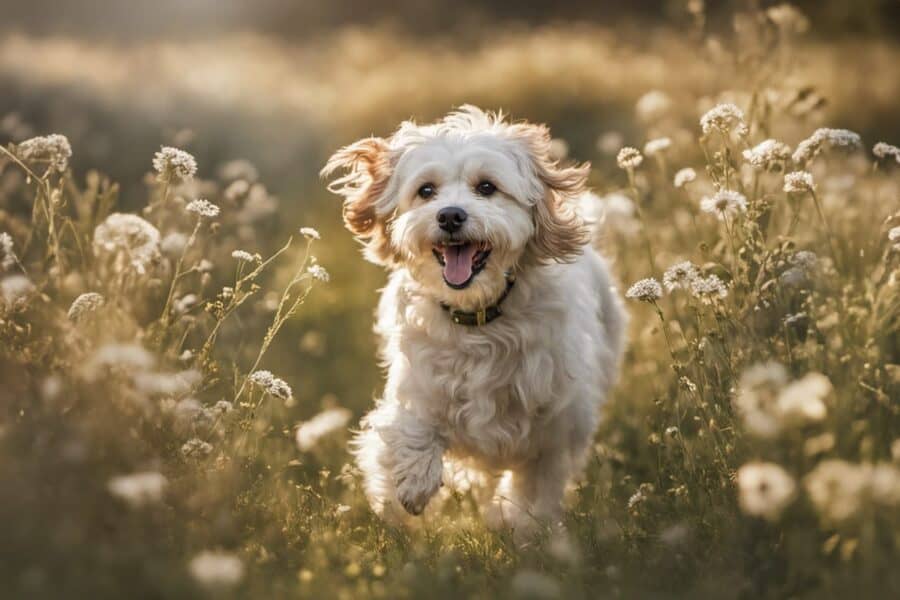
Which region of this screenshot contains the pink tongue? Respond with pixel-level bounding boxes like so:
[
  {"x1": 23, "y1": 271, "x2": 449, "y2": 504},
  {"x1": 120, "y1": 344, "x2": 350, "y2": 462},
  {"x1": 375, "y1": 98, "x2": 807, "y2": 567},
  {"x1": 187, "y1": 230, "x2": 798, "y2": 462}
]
[{"x1": 442, "y1": 244, "x2": 478, "y2": 286}]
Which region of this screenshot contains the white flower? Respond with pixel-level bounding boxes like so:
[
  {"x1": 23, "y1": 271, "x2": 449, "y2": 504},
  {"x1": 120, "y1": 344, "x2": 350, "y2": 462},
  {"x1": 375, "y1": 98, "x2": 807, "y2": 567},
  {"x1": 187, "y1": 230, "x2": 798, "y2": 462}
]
[
  {"x1": 152, "y1": 146, "x2": 197, "y2": 181},
  {"x1": 84, "y1": 343, "x2": 156, "y2": 380},
  {"x1": 307, "y1": 263, "x2": 330, "y2": 283},
  {"x1": 663, "y1": 261, "x2": 699, "y2": 292},
  {"x1": 93, "y1": 213, "x2": 161, "y2": 275},
  {"x1": 231, "y1": 249, "x2": 260, "y2": 262},
  {"x1": 189, "y1": 551, "x2": 245, "y2": 588},
  {"x1": 673, "y1": 168, "x2": 697, "y2": 188},
  {"x1": 299, "y1": 227, "x2": 321, "y2": 240},
  {"x1": 1, "y1": 232, "x2": 18, "y2": 271},
  {"x1": 218, "y1": 158, "x2": 258, "y2": 183},
  {"x1": 134, "y1": 369, "x2": 202, "y2": 396},
  {"x1": 596, "y1": 131, "x2": 625, "y2": 155},
  {"x1": 733, "y1": 362, "x2": 789, "y2": 438},
  {"x1": 690, "y1": 274, "x2": 728, "y2": 305},
  {"x1": 295, "y1": 407, "x2": 353, "y2": 451},
  {"x1": 160, "y1": 232, "x2": 189, "y2": 256},
  {"x1": 1, "y1": 274, "x2": 35, "y2": 308},
  {"x1": 792, "y1": 128, "x2": 862, "y2": 164},
  {"x1": 742, "y1": 139, "x2": 792, "y2": 170},
  {"x1": 181, "y1": 438, "x2": 213, "y2": 458},
  {"x1": 635, "y1": 90, "x2": 672, "y2": 122},
  {"x1": 737, "y1": 462, "x2": 796, "y2": 521},
  {"x1": 783, "y1": 171, "x2": 815, "y2": 194},
  {"x1": 18, "y1": 133, "x2": 72, "y2": 172},
  {"x1": 889, "y1": 226, "x2": 900, "y2": 251},
  {"x1": 870, "y1": 463, "x2": 900, "y2": 507},
  {"x1": 700, "y1": 190, "x2": 747, "y2": 220},
  {"x1": 643, "y1": 137, "x2": 672, "y2": 156},
  {"x1": 776, "y1": 372, "x2": 831, "y2": 424},
  {"x1": 700, "y1": 103, "x2": 747, "y2": 136},
  {"x1": 248, "y1": 370, "x2": 292, "y2": 401},
  {"x1": 873, "y1": 142, "x2": 900, "y2": 163},
  {"x1": 616, "y1": 146, "x2": 643, "y2": 170},
  {"x1": 804, "y1": 460, "x2": 870, "y2": 523},
  {"x1": 67, "y1": 292, "x2": 105, "y2": 323},
  {"x1": 185, "y1": 198, "x2": 220, "y2": 218},
  {"x1": 107, "y1": 472, "x2": 167, "y2": 507},
  {"x1": 625, "y1": 278, "x2": 663, "y2": 302}
]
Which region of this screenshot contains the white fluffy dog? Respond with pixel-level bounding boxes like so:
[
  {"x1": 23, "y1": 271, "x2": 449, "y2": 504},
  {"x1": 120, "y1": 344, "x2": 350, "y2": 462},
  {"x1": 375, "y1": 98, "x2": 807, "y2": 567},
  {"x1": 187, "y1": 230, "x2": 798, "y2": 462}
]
[{"x1": 322, "y1": 106, "x2": 626, "y2": 535}]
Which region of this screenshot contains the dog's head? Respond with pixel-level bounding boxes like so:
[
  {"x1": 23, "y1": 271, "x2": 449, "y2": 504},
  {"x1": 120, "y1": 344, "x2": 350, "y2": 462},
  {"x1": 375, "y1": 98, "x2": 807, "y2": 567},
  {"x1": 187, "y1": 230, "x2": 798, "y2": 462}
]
[{"x1": 321, "y1": 106, "x2": 589, "y2": 309}]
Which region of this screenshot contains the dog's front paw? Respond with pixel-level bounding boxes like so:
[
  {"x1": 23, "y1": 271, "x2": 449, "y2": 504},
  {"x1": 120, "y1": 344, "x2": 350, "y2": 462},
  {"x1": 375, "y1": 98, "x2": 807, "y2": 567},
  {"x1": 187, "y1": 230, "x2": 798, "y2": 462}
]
[{"x1": 394, "y1": 451, "x2": 443, "y2": 516}]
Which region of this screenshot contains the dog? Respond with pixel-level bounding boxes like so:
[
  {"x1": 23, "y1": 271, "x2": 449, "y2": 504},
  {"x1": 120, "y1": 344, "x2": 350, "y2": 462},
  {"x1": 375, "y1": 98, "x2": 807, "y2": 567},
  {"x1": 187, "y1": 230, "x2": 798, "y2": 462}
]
[{"x1": 322, "y1": 106, "x2": 626, "y2": 535}]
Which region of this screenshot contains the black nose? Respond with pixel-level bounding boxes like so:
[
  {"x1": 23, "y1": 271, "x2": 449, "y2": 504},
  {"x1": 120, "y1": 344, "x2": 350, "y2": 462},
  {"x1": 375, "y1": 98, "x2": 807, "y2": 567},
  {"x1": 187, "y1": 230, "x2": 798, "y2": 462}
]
[{"x1": 437, "y1": 206, "x2": 468, "y2": 233}]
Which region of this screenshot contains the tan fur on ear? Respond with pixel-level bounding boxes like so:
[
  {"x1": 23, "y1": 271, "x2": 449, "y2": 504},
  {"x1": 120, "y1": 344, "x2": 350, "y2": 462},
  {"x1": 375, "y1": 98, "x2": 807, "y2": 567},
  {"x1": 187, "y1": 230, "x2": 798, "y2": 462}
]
[
  {"x1": 508, "y1": 123, "x2": 591, "y2": 264},
  {"x1": 321, "y1": 138, "x2": 397, "y2": 265}
]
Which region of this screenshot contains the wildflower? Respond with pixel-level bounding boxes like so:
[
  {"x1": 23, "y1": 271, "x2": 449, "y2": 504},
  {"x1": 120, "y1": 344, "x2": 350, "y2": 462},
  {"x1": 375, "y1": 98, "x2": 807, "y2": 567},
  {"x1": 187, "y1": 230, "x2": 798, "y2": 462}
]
[
  {"x1": 107, "y1": 472, "x2": 167, "y2": 507},
  {"x1": 231, "y1": 249, "x2": 260, "y2": 262},
  {"x1": 873, "y1": 142, "x2": 900, "y2": 163},
  {"x1": 67, "y1": 292, "x2": 104, "y2": 323},
  {"x1": 181, "y1": 438, "x2": 213, "y2": 458},
  {"x1": 212, "y1": 400, "x2": 234, "y2": 414},
  {"x1": 1, "y1": 274, "x2": 34, "y2": 308},
  {"x1": 296, "y1": 407, "x2": 352, "y2": 451},
  {"x1": 307, "y1": 263, "x2": 330, "y2": 283},
  {"x1": 134, "y1": 369, "x2": 202, "y2": 396},
  {"x1": 690, "y1": 274, "x2": 728, "y2": 305},
  {"x1": 889, "y1": 226, "x2": 900, "y2": 251},
  {"x1": 673, "y1": 167, "x2": 696, "y2": 188},
  {"x1": 625, "y1": 278, "x2": 663, "y2": 302},
  {"x1": 189, "y1": 551, "x2": 245, "y2": 588},
  {"x1": 742, "y1": 139, "x2": 792, "y2": 170},
  {"x1": 700, "y1": 190, "x2": 747, "y2": 220},
  {"x1": 643, "y1": 137, "x2": 672, "y2": 156},
  {"x1": 152, "y1": 146, "x2": 197, "y2": 182},
  {"x1": 93, "y1": 213, "x2": 161, "y2": 275},
  {"x1": 804, "y1": 460, "x2": 870, "y2": 523},
  {"x1": 18, "y1": 133, "x2": 72, "y2": 172},
  {"x1": 783, "y1": 171, "x2": 815, "y2": 194},
  {"x1": 635, "y1": 90, "x2": 672, "y2": 122},
  {"x1": 224, "y1": 179, "x2": 250, "y2": 200},
  {"x1": 218, "y1": 158, "x2": 258, "y2": 183},
  {"x1": 0, "y1": 232, "x2": 18, "y2": 271},
  {"x1": 733, "y1": 362, "x2": 788, "y2": 437},
  {"x1": 581, "y1": 192, "x2": 639, "y2": 237},
  {"x1": 616, "y1": 147, "x2": 643, "y2": 170},
  {"x1": 679, "y1": 376, "x2": 698, "y2": 393},
  {"x1": 299, "y1": 227, "x2": 321, "y2": 240},
  {"x1": 596, "y1": 131, "x2": 625, "y2": 155},
  {"x1": 700, "y1": 103, "x2": 747, "y2": 136},
  {"x1": 185, "y1": 198, "x2": 220, "y2": 219},
  {"x1": 870, "y1": 463, "x2": 900, "y2": 506},
  {"x1": 160, "y1": 231, "x2": 188, "y2": 256},
  {"x1": 627, "y1": 482, "x2": 655, "y2": 509},
  {"x1": 776, "y1": 372, "x2": 831, "y2": 424},
  {"x1": 663, "y1": 261, "x2": 699, "y2": 292},
  {"x1": 736, "y1": 462, "x2": 796, "y2": 521},
  {"x1": 792, "y1": 128, "x2": 862, "y2": 164},
  {"x1": 248, "y1": 370, "x2": 293, "y2": 401},
  {"x1": 84, "y1": 343, "x2": 156, "y2": 380}
]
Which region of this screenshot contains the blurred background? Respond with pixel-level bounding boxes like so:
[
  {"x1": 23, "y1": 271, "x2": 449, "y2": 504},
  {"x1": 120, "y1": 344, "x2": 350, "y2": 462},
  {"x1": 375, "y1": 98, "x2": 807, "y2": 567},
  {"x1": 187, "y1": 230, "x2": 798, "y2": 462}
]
[{"x1": 1, "y1": 0, "x2": 899, "y2": 438}]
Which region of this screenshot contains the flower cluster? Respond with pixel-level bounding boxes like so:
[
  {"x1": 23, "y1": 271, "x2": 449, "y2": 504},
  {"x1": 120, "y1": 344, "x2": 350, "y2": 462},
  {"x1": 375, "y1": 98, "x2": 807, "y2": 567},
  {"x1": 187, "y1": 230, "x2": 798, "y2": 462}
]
[
  {"x1": 67, "y1": 292, "x2": 105, "y2": 323},
  {"x1": 185, "y1": 198, "x2": 220, "y2": 218},
  {"x1": 700, "y1": 103, "x2": 747, "y2": 136},
  {"x1": 152, "y1": 146, "x2": 197, "y2": 182},
  {"x1": 248, "y1": 370, "x2": 293, "y2": 401},
  {"x1": 625, "y1": 278, "x2": 663, "y2": 302},
  {"x1": 792, "y1": 127, "x2": 862, "y2": 164},
  {"x1": 18, "y1": 133, "x2": 72, "y2": 172},
  {"x1": 783, "y1": 170, "x2": 815, "y2": 193},
  {"x1": 742, "y1": 139, "x2": 792, "y2": 170},
  {"x1": 92, "y1": 213, "x2": 161, "y2": 275},
  {"x1": 700, "y1": 190, "x2": 748, "y2": 220},
  {"x1": 616, "y1": 146, "x2": 643, "y2": 170}
]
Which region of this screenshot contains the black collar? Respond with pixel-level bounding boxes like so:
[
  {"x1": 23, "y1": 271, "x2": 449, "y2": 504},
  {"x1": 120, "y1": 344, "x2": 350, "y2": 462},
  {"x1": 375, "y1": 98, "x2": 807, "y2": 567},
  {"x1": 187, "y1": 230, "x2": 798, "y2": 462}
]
[{"x1": 440, "y1": 274, "x2": 515, "y2": 327}]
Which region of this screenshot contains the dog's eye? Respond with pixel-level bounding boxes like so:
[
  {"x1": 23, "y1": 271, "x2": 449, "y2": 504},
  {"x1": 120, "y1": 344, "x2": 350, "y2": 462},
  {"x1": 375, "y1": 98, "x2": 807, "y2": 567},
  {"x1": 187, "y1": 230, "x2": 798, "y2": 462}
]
[
  {"x1": 475, "y1": 181, "x2": 496, "y2": 196},
  {"x1": 417, "y1": 183, "x2": 436, "y2": 200}
]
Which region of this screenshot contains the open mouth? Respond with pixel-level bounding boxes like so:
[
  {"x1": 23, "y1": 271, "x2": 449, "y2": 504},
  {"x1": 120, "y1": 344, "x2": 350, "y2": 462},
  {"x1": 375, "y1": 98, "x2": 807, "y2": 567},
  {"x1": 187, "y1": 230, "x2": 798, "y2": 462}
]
[{"x1": 432, "y1": 241, "x2": 492, "y2": 289}]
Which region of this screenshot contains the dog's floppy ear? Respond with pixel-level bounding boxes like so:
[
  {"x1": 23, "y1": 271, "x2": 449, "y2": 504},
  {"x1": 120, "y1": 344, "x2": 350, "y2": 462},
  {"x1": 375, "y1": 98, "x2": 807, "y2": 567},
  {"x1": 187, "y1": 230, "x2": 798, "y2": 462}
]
[
  {"x1": 321, "y1": 137, "x2": 397, "y2": 265},
  {"x1": 509, "y1": 122, "x2": 591, "y2": 264}
]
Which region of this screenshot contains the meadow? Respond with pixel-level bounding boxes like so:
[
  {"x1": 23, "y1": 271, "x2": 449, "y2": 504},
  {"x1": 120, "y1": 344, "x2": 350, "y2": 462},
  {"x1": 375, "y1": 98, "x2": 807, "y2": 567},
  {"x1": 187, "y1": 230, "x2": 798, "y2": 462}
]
[{"x1": 0, "y1": 3, "x2": 899, "y2": 598}]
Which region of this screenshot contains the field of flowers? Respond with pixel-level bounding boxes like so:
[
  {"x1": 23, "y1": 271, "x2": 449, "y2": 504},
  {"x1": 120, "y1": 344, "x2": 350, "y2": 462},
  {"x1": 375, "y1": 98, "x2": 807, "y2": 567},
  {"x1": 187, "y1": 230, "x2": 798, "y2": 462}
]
[{"x1": 0, "y1": 3, "x2": 898, "y2": 598}]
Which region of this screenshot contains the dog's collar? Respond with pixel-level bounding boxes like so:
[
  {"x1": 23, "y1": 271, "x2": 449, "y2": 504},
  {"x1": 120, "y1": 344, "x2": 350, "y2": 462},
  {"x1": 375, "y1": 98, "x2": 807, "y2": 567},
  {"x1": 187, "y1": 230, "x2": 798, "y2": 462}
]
[{"x1": 440, "y1": 273, "x2": 516, "y2": 327}]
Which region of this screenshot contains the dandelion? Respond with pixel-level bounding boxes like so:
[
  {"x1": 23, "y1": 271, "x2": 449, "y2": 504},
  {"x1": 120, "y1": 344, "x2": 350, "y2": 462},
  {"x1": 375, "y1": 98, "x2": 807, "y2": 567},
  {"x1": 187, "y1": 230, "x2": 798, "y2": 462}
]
[
  {"x1": 643, "y1": 137, "x2": 672, "y2": 156},
  {"x1": 152, "y1": 146, "x2": 197, "y2": 182},
  {"x1": 792, "y1": 128, "x2": 862, "y2": 164},
  {"x1": 776, "y1": 372, "x2": 831, "y2": 424},
  {"x1": 635, "y1": 90, "x2": 672, "y2": 122},
  {"x1": 783, "y1": 171, "x2": 815, "y2": 194},
  {"x1": 231, "y1": 249, "x2": 260, "y2": 262},
  {"x1": 736, "y1": 462, "x2": 796, "y2": 521},
  {"x1": 307, "y1": 263, "x2": 330, "y2": 283},
  {"x1": 299, "y1": 227, "x2": 321, "y2": 240},
  {"x1": 67, "y1": 292, "x2": 104, "y2": 323},
  {"x1": 107, "y1": 472, "x2": 167, "y2": 507},
  {"x1": 700, "y1": 190, "x2": 747, "y2": 220},
  {"x1": 296, "y1": 407, "x2": 352, "y2": 451},
  {"x1": 700, "y1": 103, "x2": 747, "y2": 136},
  {"x1": 804, "y1": 460, "x2": 870, "y2": 523},
  {"x1": 248, "y1": 370, "x2": 293, "y2": 401},
  {"x1": 872, "y1": 142, "x2": 900, "y2": 163},
  {"x1": 616, "y1": 147, "x2": 643, "y2": 170},
  {"x1": 1, "y1": 274, "x2": 35, "y2": 308},
  {"x1": 742, "y1": 139, "x2": 792, "y2": 170},
  {"x1": 93, "y1": 213, "x2": 161, "y2": 275},
  {"x1": 0, "y1": 232, "x2": 18, "y2": 271},
  {"x1": 663, "y1": 261, "x2": 699, "y2": 292},
  {"x1": 181, "y1": 438, "x2": 213, "y2": 458},
  {"x1": 18, "y1": 133, "x2": 72, "y2": 172},
  {"x1": 185, "y1": 198, "x2": 220, "y2": 219},
  {"x1": 690, "y1": 274, "x2": 728, "y2": 305},
  {"x1": 673, "y1": 167, "x2": 696, "y2": 188},
  {"x1": 625, "y1": 278, "x2": 663, "y2": 302},
  {"x1": 189, "y1": 551, "x2": 245, "y2": 588}
]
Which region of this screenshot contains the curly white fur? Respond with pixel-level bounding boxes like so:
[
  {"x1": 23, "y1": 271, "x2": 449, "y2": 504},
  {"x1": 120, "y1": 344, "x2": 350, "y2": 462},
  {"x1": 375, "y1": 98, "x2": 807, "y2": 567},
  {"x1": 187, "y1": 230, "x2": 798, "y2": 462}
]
[{"x1": 323, "y1": 106, "x2": 627, "y2": 536}]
